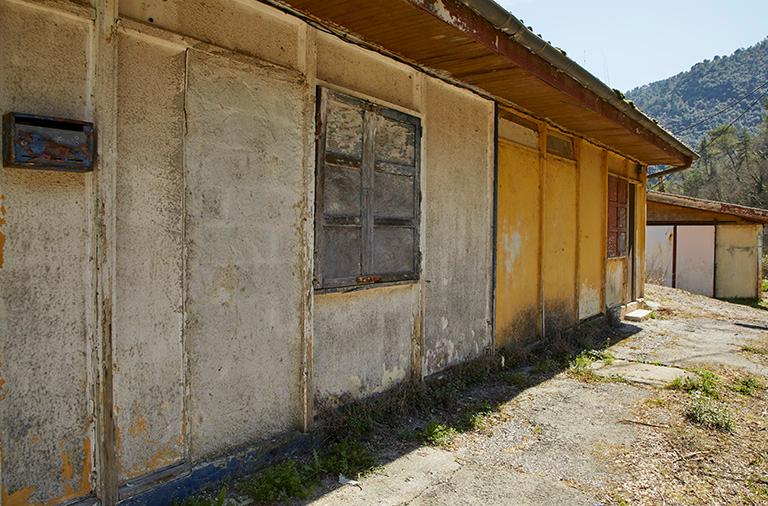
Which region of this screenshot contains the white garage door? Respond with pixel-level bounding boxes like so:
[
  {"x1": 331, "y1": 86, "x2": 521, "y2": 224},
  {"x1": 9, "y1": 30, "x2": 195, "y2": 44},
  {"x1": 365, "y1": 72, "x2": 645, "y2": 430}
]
[
  {"x1": 646, "y1": 225, "x2": 674, "y2": 286},
  {"x1": 676, "y1": 225, "x2": 715, "y2": 296}
]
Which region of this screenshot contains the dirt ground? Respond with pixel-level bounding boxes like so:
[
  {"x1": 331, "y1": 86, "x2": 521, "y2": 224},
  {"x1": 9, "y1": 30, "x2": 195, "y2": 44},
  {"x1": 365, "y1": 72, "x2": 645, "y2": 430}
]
[{"x1": 307, "y1": 285, "x2": 768, "y2": 505}]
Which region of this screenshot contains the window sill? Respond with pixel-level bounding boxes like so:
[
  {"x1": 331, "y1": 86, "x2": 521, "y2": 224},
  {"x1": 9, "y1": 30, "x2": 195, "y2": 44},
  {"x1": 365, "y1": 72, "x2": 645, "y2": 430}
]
[{"x1": 314, "y1": 279, "x2": 419, "y2": 295}]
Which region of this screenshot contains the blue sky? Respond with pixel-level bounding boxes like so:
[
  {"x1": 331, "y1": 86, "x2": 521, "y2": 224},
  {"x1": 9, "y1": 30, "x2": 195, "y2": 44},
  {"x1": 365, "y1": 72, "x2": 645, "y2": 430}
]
[{"x1": 496, "y1": 0, "x2": 768, "y2": 92}]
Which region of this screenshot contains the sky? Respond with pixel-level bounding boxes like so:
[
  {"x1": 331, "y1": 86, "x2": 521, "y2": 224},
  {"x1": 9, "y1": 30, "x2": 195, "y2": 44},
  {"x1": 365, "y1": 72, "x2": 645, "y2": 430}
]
[{"x1": 496, "y1": 0, "x2": 768, "y2": 92}]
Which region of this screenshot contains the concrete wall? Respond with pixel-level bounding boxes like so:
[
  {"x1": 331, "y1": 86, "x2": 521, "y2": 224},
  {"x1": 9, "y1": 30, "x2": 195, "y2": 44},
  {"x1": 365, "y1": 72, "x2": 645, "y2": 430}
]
[
  {"x1": 716, "y1": 224, "x2": 762, "y2": 299},
  {"x1": 495, "y1": 117, "x2": 645, "y2": 345},
  {"x1": 0, "y1": 0, "x2": 649, "y2": 502},
  {"x1": 0, "y1": 2, "x2": 94, "y2": 504},
  {"x1": 421, "y1": 79, "x2": 494, "y2": 375},
  {"x1": 542, "y1": 156, "x2": 578, "y2": 332},
  {"x1": 495, "y1": 140, "x2": 540, "y2": 347}
]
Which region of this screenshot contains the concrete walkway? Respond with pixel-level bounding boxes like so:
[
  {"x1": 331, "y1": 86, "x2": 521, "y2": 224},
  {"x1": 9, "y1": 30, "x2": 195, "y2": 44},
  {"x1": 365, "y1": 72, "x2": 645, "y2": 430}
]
[{"x1": 309, "y1": 285, "x2": 768, "y2": 505}]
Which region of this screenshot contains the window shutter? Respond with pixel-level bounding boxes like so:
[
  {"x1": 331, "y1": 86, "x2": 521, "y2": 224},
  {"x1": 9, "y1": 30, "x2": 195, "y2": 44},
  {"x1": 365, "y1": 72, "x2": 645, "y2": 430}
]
[
  {"x1": 315, "y1": 90, "x2": 366, "y2": 288},
  {"x1": 371, "y1": 108, "x2": 420, "y2": 280},
  {"x1": 315, "y1": 88, "x2": 421, "y2": 290}
]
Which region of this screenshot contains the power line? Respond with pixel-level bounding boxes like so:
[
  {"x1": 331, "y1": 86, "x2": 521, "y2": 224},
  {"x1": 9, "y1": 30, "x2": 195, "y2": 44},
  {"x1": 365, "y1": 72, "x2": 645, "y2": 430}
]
[
  {"x1": 698, "y1": 85, "x2": 768, "y2": 151},
  {"x1": 678, "y1": 77, "x2": 768, "y2": 134}
]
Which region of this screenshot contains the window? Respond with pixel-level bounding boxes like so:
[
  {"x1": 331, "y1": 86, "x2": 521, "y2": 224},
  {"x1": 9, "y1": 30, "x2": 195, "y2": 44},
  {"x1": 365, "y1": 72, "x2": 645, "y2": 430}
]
[
  {"x1": 314, "y1": 88, "x2": 421, "y2": 290},
  {"x1": 546, "y1": 133, "x2": 574, "y2": 160},
  {"x1": 607, "y1": 175, "x2": 628, "y2": 258}
]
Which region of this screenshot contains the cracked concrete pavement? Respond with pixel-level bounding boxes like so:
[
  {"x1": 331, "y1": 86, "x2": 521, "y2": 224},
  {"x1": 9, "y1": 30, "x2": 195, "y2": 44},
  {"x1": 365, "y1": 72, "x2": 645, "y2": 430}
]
[{"x1": 309, "y1": 285, "x2": 768, "y2": 505}]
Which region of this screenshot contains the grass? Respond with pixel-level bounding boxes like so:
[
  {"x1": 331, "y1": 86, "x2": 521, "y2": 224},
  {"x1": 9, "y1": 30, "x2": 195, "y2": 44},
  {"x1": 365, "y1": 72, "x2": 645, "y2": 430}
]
[
  {"x1": 423, "y1": 421, "x2": 459, "y2": 447},
  {"x1": 685, "y1": 396, "x2": 734, "y2": 432},
  {"x1": 667, "y1": 369, "x2": 721, "y2": 398},
  {"x1": 762, "y1": 278, "x2": 768, "y2": 293},
  {"x1": 239, "y1": 439, "x2": 378, "y2": 502},
  {"x1": 567, "y1": 349, "x2": 620, "y2": 383},
  {"x1": 732, "y1": 375, "x2": 763, "y2": 396}
]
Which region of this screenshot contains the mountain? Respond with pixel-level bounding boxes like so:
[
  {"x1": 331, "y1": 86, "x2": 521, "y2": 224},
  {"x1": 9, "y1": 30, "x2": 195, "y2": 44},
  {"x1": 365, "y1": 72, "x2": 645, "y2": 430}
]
[{"x1": 626, "y1": 37, "x2": 768, "y2": 148}]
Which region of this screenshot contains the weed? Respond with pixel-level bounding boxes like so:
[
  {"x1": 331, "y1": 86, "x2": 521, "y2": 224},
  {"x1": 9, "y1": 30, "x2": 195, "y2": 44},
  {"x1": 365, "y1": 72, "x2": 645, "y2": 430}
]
[
  {"x1": 685, "y1": 396, "x2": 734, "y2": 432},
  {"x1": 762, "y1": 279, "x2": 768, "y2": 293},
  {"x1": 240, "y1": 461, "x2": 314, "y2": 502},
  {"x1": 732, "y1": 376, "x2": 763, "y2": 396},
  {"x1": 567, "y1": 350, "x2": 618, "y2": 382},
  {"x1": 320, "y1": 439, "x2": 377, "y2": 479},
  {"x1": 500, "y1": 370, "x2": 530, "y2": 387},
  {"x1": 667, "y1": 369, "x2": 720, "y2": 398},
  {"x1": 174, "y1": 486, "x2": 227, "y2": 506},
  {"x1": 459, "y1": 401, "x2": 497, "y2": 431},
  {"x1": 533, "y1": 357, "x2": 559, "y2": 374},
  {"x1": 423, "y1": 421, "x2": 458, "y2": 447}
]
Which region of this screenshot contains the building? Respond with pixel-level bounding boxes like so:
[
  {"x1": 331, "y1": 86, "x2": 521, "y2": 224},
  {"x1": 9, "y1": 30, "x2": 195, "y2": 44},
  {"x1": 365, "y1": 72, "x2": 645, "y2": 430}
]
[
  {"x1": 0, "y1": 0, "x2": 696, "y2": 504},
  {"x1": 646, "y1": 191, "x2": 767, "y2": 298}
]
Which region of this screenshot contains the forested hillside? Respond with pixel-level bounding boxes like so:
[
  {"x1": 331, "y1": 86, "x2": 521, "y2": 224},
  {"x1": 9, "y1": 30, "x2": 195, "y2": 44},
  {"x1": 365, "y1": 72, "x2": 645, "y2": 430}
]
[{"x1": 627, "y1": 38, "x2": 768, "y2": 147}]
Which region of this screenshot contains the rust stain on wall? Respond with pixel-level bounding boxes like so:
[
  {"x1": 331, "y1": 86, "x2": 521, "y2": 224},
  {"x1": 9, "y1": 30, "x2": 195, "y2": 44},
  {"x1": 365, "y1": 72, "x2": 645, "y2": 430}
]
[{"x1": 1, "y1": 485, "x2": 35, "y2": 506}]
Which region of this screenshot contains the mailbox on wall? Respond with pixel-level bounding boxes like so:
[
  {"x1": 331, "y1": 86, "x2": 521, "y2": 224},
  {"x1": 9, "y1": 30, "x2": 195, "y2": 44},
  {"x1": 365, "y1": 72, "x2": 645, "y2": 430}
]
[{"x1": 2, "y1": 113, "x2": 95, "y2": 172}]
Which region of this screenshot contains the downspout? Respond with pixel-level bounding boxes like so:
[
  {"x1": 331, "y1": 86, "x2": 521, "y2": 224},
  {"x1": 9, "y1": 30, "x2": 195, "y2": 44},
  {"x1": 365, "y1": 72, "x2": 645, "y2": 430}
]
[{"x1": 458, "y1": 0, "x2": 697, "y2": 168}]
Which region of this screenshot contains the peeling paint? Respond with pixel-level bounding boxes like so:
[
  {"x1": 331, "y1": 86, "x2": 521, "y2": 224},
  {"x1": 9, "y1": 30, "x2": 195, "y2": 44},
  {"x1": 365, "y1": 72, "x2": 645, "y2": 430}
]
[{"x1": 503, "y1": 229, "x2": 521, "y2": 274}]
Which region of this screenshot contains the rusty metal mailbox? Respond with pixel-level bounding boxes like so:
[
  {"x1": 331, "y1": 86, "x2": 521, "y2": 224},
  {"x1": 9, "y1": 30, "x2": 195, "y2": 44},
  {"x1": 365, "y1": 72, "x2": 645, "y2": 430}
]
[{"x1": 2, "y1": 112, "x2": 95, "y2": 172}]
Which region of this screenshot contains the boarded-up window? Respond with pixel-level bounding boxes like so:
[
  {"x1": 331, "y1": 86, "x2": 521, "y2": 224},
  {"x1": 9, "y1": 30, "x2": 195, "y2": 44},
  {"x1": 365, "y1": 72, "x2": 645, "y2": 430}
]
[
  {"x1": 314, "y1": 88, "x2": 421, "y2": 290},
  {"x1": 546, "y1": 133, "x2": 574, "y2": 160},
  {"x1": 607, "y1": 175, "x2": 628, "y2": 258}
]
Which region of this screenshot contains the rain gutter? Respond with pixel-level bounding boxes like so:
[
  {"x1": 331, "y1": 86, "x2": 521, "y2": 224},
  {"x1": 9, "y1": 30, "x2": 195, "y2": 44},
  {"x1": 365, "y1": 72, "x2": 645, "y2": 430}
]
[{"x1": 458, "y1": 0, "x2": 698, "y2": 168}]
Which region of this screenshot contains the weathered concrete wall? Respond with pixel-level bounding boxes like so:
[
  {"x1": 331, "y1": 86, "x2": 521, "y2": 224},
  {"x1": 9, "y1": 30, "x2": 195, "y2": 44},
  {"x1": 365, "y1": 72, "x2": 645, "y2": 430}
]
[
  {"x1": 184, "y1": 49, "x2": 307, "y2": 459},
  {"x1": 495, "y1": 140, "x2": 540, "y2": 347},
  {"x1": 543, "y1": 156, "x2": 578, "y2": 332},
  {"x1": 0, "y1": 1, "x2": 94, "y2": 503},
  {"x1": 313, "y1": 285, "x2": 418, "y2": 405},
  {"x1": 113, "y1": 32, "x2": 186, "y2": 481},
  {"x1": 578, "y1": 143, "x2": 604, "y2": 319},
  {"x1": 312, "y1": 31, "x2": 421, "y2": 406},
  {"x1": 715, "y1": 224, "x2": 762, "y2": 299},
  {"x1": 422, "y1": 78, "x2": 493, "y2": 375},
  {"x1": 316, "y1": 31, "x2": 419, "y2": 111},
  {"x1": 120, "y1": 0, "x2": 302, "y2": 70}
]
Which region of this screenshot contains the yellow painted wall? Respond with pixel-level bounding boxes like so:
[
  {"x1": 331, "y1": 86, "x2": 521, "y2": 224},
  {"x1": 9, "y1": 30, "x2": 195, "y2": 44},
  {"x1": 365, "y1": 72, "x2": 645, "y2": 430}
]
[
  {"x1": 495, "y1": 140, "x2": 541, "y2": 347},
  {"x1": 578, "y1": 143, "x2": 605, "y2": 319},
  {"x1": 543, "y1": 155, "x2": 578, "y2": 332},
  {"x1": 715, "y1": 224, "x2": 762, "y2": 298}
]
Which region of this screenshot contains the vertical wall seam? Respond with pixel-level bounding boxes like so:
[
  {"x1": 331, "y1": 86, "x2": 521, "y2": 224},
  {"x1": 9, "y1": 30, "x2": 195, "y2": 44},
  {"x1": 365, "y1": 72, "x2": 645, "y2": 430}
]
[
  {"x1": 537, "y1": 124, "x2": 547, "y2": 338},
  {"x1": 298, "y1": 24, "x2": 317, "y2": 433},
  {"x1": 574, "y1": 139, "x2": 581, "y2": 320},
  {"x1": 600, "y1": 150, "x2": 608, "y2": 312},
  {"x1": 489, "y1": 103, "x2": 499, "y2": 351},
  {"x1": 181, "y1": 47, "x2": 192, "y2": 461},
  {"x1": 93, "y1": 1, "x2": 119, "y2": 502}
]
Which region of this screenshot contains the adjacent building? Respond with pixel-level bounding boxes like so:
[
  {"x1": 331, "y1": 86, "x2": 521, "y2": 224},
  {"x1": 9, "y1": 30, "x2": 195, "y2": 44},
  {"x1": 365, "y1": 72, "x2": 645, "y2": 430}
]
[
  {"x1": 0, "y1": 0, "x2": 696, "y2": 504},
  {"x1": 646, "y1": 191, "x2": 767, "y2": 298}
]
